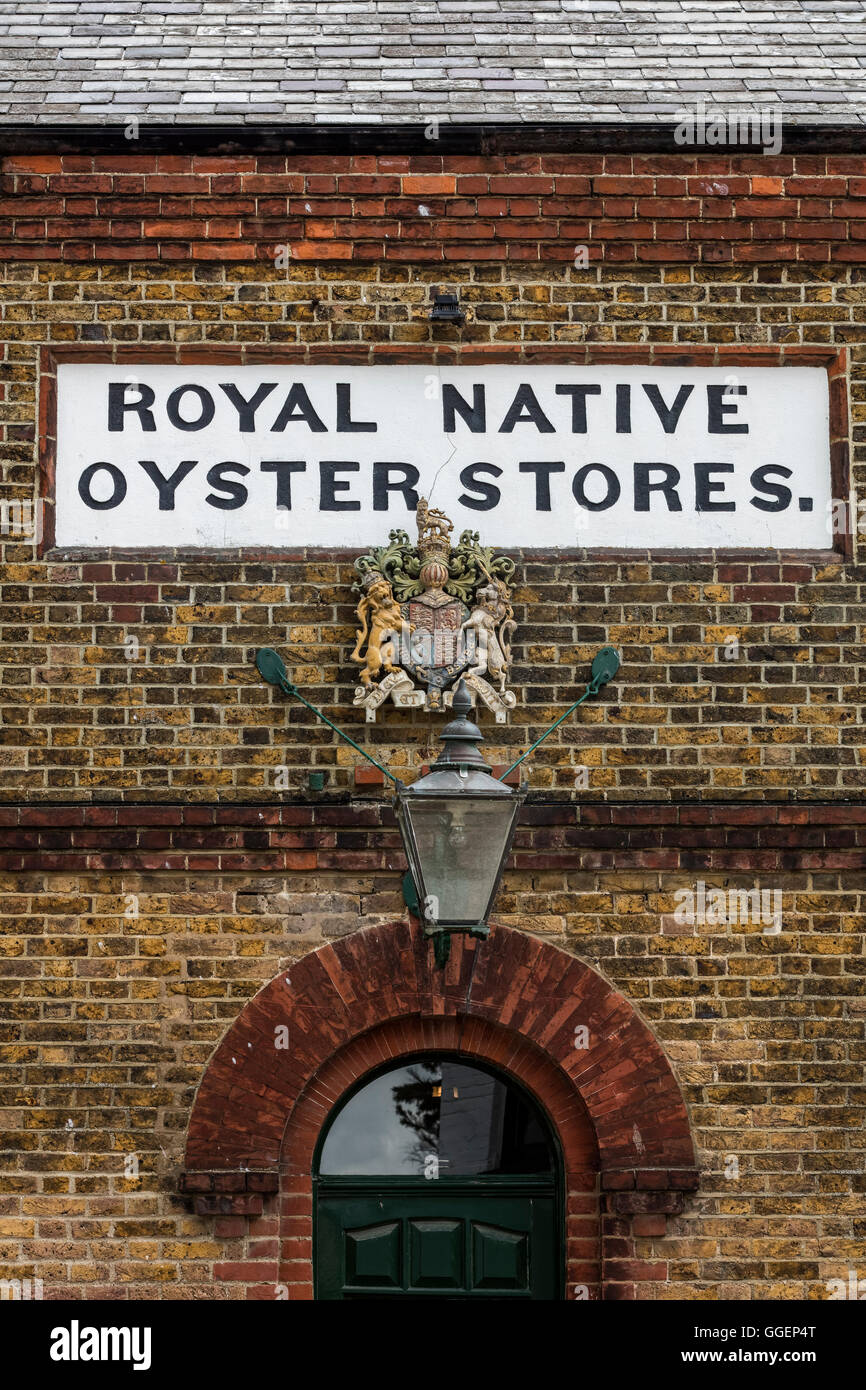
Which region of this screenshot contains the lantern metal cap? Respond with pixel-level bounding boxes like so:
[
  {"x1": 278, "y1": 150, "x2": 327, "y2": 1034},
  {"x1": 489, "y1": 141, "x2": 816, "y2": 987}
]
[{"x1": 400, "y1": 680, "x2": 516, "y2": 798}]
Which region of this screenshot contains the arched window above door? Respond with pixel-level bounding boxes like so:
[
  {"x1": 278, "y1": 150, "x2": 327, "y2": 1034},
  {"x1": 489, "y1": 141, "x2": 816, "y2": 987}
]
[{"x1": 318, "y1": 1055, "x2": 555, "y2": 1177}]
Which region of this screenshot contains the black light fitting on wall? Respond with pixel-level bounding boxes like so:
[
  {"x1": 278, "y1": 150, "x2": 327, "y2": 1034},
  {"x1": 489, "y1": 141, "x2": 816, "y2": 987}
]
[{"x1": 429, "y1": 290, "x2": 465, "y2": 324}]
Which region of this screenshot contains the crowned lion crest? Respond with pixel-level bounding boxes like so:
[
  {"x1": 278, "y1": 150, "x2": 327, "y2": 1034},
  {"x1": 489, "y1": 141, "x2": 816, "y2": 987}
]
[{"x1": 350, "y1": 500, "x2": 517, "y2": 722}]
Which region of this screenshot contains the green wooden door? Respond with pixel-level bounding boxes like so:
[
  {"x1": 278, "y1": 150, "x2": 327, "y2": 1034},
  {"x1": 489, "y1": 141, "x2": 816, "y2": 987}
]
[{"x1": 316, "y1": 1181, "x2": 557, "y2": 1300}]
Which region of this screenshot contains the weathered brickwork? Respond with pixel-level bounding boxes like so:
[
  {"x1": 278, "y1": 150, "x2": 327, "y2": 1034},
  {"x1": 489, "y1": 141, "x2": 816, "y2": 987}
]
[
  {"x1": 0, "y1": 257, "x2": 864, "y2": 798},
  {"x1": 0, "y1": 843, "x2": 861, "y2": 1299},
  {"x1": 1, "y1": 149, "x2": 864, "y2": 1301},
  {"x1": 3, "y1": 542, "x2": 865, "y2": 801},
  {"x1": 5, "y1": 153, "x2": 866, "y2": 267}
]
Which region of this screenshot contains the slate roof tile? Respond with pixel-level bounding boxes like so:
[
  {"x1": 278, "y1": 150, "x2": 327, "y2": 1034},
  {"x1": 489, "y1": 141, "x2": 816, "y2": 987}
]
[{"x1": 0, "y1": 0, "x2": 864, "y2": 124}]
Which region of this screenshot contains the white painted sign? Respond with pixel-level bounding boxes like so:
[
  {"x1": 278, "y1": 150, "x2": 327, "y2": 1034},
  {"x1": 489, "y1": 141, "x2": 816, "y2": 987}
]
[{"x1": 54, "y1": 363, "x2": 832, "y2": 549}]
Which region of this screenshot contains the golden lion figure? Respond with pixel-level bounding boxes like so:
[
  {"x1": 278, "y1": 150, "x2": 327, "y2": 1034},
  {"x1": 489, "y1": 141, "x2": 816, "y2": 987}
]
[{"x1": 351, "y1": 575, "x2": 413, "y2": 688}]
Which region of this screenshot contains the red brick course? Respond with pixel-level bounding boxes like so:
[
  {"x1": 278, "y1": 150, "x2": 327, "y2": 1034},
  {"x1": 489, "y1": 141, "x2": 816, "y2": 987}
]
[
  {"x1": 1, "y1": 800, "x2": 864, "y2": 874},
  {"x1": 6, "y1": 154, "x2": 866, "y2": 263}
]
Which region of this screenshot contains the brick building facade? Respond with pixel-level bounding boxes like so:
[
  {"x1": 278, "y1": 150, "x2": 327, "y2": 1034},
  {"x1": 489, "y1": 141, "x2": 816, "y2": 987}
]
[{"x1": 1, "y1": 2, "x2": 865, "y2": 1306}]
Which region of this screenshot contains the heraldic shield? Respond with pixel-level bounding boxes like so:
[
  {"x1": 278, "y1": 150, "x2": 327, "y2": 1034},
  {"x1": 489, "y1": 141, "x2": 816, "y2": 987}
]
[{"x1": 402, "y1": 592, "x2": 476, "y2": 699}]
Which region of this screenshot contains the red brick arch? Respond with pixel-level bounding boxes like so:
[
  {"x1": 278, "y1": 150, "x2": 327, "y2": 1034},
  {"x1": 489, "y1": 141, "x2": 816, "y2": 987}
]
[{"x1": 181, "y1": 919, "x2": 698, "y2": 1299}]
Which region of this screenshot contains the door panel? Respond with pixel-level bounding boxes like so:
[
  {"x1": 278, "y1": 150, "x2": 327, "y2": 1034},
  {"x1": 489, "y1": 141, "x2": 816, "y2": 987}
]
[
  {"x1": 408, "y1": 1219, "x2": 463, "y2": 1289},
  {"x1": 471, "y1": 1222, "x2": 528, "y2": 1290},
  {"x1": 345, "y1": 1220, "x2": 401, "y2": 1288},
  {"x1": 317, "y1": 1189, "x2": 557, "y2": 1299}
]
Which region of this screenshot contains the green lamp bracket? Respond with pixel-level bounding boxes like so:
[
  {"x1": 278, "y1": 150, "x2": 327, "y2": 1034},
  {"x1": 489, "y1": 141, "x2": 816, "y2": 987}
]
[
  {"x1": 496, "y1": 646, "x2": 620, "y2": 782},
  {"x1": 255, "y1": 648, "x2": 403, "y2": 788}
]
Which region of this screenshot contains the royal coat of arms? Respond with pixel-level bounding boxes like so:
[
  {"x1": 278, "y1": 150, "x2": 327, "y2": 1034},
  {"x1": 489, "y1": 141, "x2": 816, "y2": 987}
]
[{"x1": 350, "y1": 500, "x2": 518, "y2": 722}]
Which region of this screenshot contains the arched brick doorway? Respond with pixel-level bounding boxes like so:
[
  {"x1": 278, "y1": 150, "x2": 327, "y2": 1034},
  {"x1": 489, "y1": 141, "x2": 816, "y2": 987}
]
[
  {"x1": 181, "y1": 919, "x2": 698, "y2": 1300},
  {"x1": 289, "y1": 1014, "x2": 597, "y2": 1298}
]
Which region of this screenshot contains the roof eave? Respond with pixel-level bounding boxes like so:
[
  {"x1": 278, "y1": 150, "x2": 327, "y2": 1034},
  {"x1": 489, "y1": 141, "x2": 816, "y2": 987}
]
[{"x1": 2, "y1": 120, "x2": 866, "y2": 157}]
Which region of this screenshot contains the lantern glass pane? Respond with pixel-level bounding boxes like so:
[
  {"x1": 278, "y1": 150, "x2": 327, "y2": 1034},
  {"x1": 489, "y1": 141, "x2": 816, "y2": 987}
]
[{"x1": 403, "y1": 795, "x2": 517, "y2": 925}]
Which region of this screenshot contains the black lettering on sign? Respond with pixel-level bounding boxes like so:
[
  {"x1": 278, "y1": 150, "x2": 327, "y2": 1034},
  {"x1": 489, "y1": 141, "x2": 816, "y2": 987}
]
[
  {"x1": 336, "y1": 383, "x2": 376, "y2": 432},
  {"x1": 219, "y1": 382, "x2": 277, "y2": 432},
  {"x1": 108, "y1": 383, "x2": 156, "y2": 432},
  {"x1": 206, "y1": 462, "x2": 250, "y2": 509},
  {"x1": 634, "y1": 463, "x2": 682, "y2": 511},
  {"x1": 573, "y1": 464, "x2": 620, "y2": 511},
  {"x1": 519, "y1": 461, "x2": 565, "y2": 510},
  {"x1": 707, "y1": 384, "x2": 748, "y2": 433},
  {"x1": 373, "y1": 463, "x2": 419, "y2": 511},
  {"x1": 138, "y1": 459, "x2": 197, "y2": 510},
  {"x1": 271, "y1": 385, "x2": 327, "y2": 433},
  {"x1": 260, "y1": 460, "x2": 306, "y2": 509},
  {"x1": 320, "y1": 461, "x2": 360, "y2": 511},
  {"x1": 442, "y1": 383, "x2": 486, "y2": 433},
  {"x1": 642, "y1": 383, "x2": 694, "y2": 433},
  {"x1": 750, "y1": 465, "x2": 792, "y2": 512},
  {"x1": 616, "y1": 384, "x2": 631, "y2": 434},
  {"x1": 499, "y1": 384, "x2": 555, "y2": 433},
  {"x1": 78, "y1": 462, "x2": 127, "y2": 510},
  {"x1": 459, "y1": 463, "x2": 502, "y2": 511},
  {"x1": 695, "y1": 461, "x2": 735, "y2": 511},
  {"x1": 554, "y1": 384, "x2": 601, "y2": 433},
  {"x1": 166, "y1": 385, "x2": 215, "y2": 432}
]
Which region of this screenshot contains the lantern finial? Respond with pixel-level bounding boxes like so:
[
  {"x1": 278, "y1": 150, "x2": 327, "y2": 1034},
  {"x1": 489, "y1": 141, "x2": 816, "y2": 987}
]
[{"x1": 432, "y1": 680, "x2": 490, "y2": 772}]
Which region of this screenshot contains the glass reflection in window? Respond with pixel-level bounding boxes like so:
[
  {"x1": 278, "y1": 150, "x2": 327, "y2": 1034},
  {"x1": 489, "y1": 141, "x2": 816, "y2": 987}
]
[{"x1": 319, "y1": 1057, "x2": 553, "y2": 1176}]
